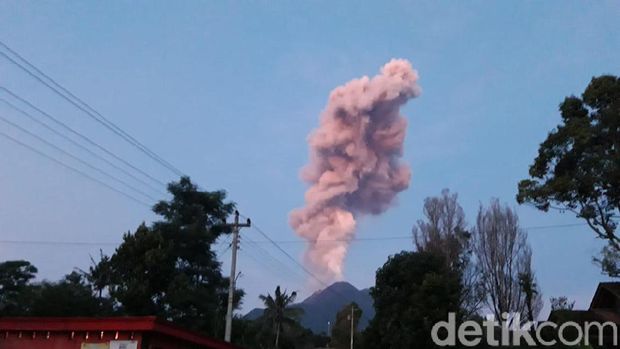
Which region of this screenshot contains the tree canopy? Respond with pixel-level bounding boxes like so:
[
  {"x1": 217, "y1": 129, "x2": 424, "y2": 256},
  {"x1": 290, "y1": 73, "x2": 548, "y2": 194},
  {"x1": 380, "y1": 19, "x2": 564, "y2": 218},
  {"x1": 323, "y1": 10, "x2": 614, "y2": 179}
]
[
  {"x1": 363, "y1": 251, "x2": 462, "y2": 349},
  {"x1": 517, "y1": 75, "x2": 620, "y2": 275},
  {"x1": 91, "y1": 176, "x2": 240, "y2": 336},
  {"x1": 259, "y1": 286, "x2": 303, "y2": 349},
  {"x1": 330, "y1": 302, "x2": 363, "y2": 349},
  {"x1": 0, "y1": 260, "x2": 37, "y2": 316},
  {"x1": 0, "y1": 260, "x2": 110, "y2": 317}
]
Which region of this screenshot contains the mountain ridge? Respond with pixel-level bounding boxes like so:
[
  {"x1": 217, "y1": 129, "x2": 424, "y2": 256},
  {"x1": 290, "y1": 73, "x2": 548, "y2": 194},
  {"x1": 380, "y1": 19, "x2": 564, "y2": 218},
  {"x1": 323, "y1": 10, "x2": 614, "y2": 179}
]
[{"x1": 244, "y1": 281, "x2": 374, "y2": 334}]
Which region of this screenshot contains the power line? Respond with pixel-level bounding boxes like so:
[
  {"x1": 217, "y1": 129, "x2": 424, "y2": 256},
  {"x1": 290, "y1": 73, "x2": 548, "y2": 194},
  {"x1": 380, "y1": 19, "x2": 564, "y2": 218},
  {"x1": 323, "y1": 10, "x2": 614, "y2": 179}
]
[
  {"x1": 0, "y1": 238, "x2": 229, "y2": 248},
  {"x1": 1, "y1": 222, "x2": 590, "y2": 247},
  {"x1": 0, "y1": 87, "x2": 168, "y2": 187},
  {"x1": 0, "y1": 113, "x2": 158, "y2": 201},
  {"x1": 240, "y1": 237, "x2": 307, "y2": 281},
  {"x1": 238, "y1": 214, "x2": 361, "y2": 304},
  {"x1": 0, "y1": 97, "x2": 167, "y2": 196},
  {"x1": 0, "y1": 41, "x2": 185, "y2": 177},
  {"x1": 237, "y1": 217, "x2": 593, "y2": 323},
  {"x1": 0, "y1": 240, "x2": 121, "y2": 247},
  {"x1": 235, "y1": 223, "x2": 591, "y2": 245},
  {"x1": 238, "y1": 239, "x2": 305, "y2": 284},
  {"x1": 0, "y1": 130, "x2": 150, "y2": 207}
]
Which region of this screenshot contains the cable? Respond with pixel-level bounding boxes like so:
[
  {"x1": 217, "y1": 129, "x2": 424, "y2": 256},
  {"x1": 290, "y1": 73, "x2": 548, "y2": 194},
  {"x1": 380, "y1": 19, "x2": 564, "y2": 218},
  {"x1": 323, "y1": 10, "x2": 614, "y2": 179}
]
[
  {"x1": 0, "y1": 87, "x2": 168, "y2": 187},
  {"x1": 0, "y1": 238, "x2": 229, "y2": 248},
  {"x1": 240, "y1": 238, "x2": 306, "y2": 281},
  {"x1": 239, "y1": 216, "x2": 594, "y2": 324},
  {"x1": 0, "y1": 41, "x2": 185, "y2": 177},
  {"x1": 238, "y1": 214, "x2": 364, "y2": 311},
  {"x1": 238, "y1": 223, "x2": 591, "y2": 244},
  {"x1": 0, "y1": 113, "x2": 158, "y2": 201},
  {"x1": 0, "y1": 97, "x2": 167, "y2": 196},
  {"x1": 0, "y1": 222, "x2": 592, "y2": 247},
  {"x1": 0, "y1": 240, "x2": 120, "y2": 247},
  {"x1": 0, "y1": 131, "x2": 151, "y2": 207},
  {"x1": 217, "y1": 234, "x2": 234, "y2": 255},
  {"x1": 238, "y1": 239, "x2": 304, "y2": 283}
]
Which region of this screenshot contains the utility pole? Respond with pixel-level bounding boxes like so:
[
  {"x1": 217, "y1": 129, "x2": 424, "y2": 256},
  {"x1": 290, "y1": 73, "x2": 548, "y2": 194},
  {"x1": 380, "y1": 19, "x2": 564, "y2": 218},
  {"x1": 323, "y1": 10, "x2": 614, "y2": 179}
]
[
  {"x1": 223, "y1": 210, "x2": 250, "y2": 343},
  {"x1": 349, "y1": 304, "x2": 355, "y2": 349}
]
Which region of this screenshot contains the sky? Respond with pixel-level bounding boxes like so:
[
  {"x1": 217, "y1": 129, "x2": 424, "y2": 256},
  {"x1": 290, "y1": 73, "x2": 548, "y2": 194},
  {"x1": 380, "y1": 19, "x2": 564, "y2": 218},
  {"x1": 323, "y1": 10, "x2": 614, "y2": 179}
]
[{"x1": 0, "y1": 1, "x2": 619, "y2": 316}]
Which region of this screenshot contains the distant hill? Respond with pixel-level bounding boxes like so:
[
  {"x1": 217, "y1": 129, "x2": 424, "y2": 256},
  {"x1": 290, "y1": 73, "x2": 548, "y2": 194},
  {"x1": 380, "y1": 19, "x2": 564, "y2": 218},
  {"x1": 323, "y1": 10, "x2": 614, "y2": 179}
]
[{"x1": 244, "y1": 281, "x2": 374, "y2": 334}]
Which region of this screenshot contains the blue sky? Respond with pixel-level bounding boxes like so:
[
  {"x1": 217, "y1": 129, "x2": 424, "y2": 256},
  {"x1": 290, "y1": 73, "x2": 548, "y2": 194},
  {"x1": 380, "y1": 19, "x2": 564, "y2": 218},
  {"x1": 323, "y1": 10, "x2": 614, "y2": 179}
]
[{"x1": 0, "y1": 1, "x2": 619, "y2": 315}]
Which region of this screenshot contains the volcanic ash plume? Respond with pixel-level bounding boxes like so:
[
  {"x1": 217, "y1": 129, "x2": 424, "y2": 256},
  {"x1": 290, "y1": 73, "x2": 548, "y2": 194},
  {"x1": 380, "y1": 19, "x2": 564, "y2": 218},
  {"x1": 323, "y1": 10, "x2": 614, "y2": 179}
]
[{"x1": 289, "y1": 59, "x2": 420, "y2": 282}]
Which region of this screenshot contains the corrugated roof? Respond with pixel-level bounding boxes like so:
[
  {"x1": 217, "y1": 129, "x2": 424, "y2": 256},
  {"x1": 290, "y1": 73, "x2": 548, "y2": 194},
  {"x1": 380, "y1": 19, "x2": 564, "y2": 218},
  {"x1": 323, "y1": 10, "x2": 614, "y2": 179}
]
[{"x1": 0, "y1": 317, "x2": 242, "y2": 349}]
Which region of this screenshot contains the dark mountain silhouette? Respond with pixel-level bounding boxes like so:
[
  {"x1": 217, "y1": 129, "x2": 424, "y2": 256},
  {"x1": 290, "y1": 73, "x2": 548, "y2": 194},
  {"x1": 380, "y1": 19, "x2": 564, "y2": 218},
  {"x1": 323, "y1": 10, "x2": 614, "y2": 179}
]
[{"x1": 244, "y1": 281, "x2": 374, "y2": 334}]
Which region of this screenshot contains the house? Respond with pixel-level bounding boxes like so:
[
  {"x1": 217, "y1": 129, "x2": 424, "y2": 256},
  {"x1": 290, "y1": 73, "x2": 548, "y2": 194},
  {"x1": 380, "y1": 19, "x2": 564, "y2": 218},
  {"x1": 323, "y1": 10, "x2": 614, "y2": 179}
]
[
  {"x1": 548, "y1": 282, "x2": 620, "y2": 348},
  {"x1": 0, "y1": 316, "x2": 243, "y2": 349}
]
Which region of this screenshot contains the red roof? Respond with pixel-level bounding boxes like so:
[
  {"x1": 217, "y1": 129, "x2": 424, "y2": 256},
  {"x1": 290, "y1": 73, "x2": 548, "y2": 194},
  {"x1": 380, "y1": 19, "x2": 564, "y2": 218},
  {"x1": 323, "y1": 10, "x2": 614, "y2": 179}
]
[{"x1": 0, "y1": 316, "x2": 242, "y2": 349}]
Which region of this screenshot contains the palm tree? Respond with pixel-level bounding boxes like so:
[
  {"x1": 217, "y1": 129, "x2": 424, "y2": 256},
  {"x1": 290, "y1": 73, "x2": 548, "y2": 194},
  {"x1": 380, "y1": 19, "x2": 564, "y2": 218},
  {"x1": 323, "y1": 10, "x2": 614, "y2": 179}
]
[{"x1": 259, "y1": 286, "x2": 303, "y2": 348}]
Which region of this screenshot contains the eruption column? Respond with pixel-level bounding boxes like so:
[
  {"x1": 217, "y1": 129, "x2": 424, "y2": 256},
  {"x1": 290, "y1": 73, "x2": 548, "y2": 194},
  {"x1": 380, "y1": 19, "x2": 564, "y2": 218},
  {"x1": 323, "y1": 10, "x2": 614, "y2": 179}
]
[{"x1": 290, "y1": 59, "x2": 421, "y2": 282}]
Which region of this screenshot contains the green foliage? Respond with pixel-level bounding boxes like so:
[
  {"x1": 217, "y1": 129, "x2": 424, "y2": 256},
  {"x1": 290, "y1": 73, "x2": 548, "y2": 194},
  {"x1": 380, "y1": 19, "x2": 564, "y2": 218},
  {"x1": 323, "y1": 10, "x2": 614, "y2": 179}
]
[
  {"x1": 234, "y1": 316, "x2": 325, "y2": 349},
  {"x1": 549, "y1": 296, "x2": 575, "y2": 311},
  {"x1": 413, "y1": 189, "x2": 484, "y2": 317},
  {"x1": 330, "y1": 302, "x2": 363, "y2": 349},
  {"x1": 29, "y1": 271, "x2": 113, "y2": 316},
  {"x1": 259, "y1": 286, "x2": 303, "y2": 348},
  {"x1": 0, "y1": 177, "x2": 241, "y2": 340},
  {"x1": 518, "y1": 271, "x2": 539, "y2": 322},
  {"x1": 363, "y1": 251, "x2": 462, "y2": 349},
  {"x1": 0, "y1": 260, "x2": 37, "y2": 315},
  {"x1": 517, "y1": 75, "x2": 620, "y2": 275},
  {"x1": 0, "y1": 261, "x2": 110, "y2": 317},
  {"x1": 92, "y1": 176, "x2": 240, "y2": 336},
  {"x1": 105, "y1": 223, "x2": 174, "y2": 315}
]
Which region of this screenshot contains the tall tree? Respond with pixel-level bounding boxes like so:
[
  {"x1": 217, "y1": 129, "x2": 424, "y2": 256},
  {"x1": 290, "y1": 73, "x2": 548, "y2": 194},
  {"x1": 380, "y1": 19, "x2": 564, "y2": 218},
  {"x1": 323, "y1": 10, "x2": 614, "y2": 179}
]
[
  {"x1": 0, "y1": 260, "x2": 37, "y2": 315},
  {"x1": 412, "y1": 189, "x2": 483, "y2": 316},
  {"x1": 259, "y1": 286, "x2": 303, "y2": 349},
  {"x1": 472, "y1": 199, "x2": 542, "y2": 322},
  {"x1": 363, "y1": 251, "x2": 462, "y2": 349},
  {"x1": 518, "y1": 269, "x2": 542, "y2": 323},
  {"x1": 103, "y1": 223, "x2": 174, "y2": 316},
  {"x1": 330, "y1": 302, "x2": 363, "y2": 349},
  {"x1": 92, "y1": 177, "x2": 241, "y2": 336},
  {"x1": 517, "y1": 75, "x2": 620, "y2": 276}
]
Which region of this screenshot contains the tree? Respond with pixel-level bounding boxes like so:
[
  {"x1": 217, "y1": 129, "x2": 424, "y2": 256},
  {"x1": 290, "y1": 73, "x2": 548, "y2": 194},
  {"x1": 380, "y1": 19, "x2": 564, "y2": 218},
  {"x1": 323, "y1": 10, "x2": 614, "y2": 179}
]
[
  {"x1": 363, "y1": 251, "x2": 462, "y2": 349},
  {"x1": 472, "y1": 199, "x2": 542, "y2": 322},
  {"x1": 550, "y1": 296, "x2": 575, "y2": 311},
  {"x1": 518, "y1": 270, "x2": 542, "y2": 323},
  {"x1": 29, "y1": 271, "x2": 112, "y2": 316},
  {"x1": 0, "y1": 260, "x2": 37, "y2": 315},
  {"x1": 412, "y1": 189, "x2": 483, "y2": 316},
  {"x1": 330, "y1": 302, "x2": 363, "y2": 349},
  {"x1": 517, "y1": 75, "x2": 620, "y2": 276},
  {"x1": 104, "y1": 223, "x2": 174, "y2": 316},
  {"x1": 0, "y1": 261, "x2": 108, "y2": 317},
  {"x1": 92, "y1": 177, "x2": 241, "y2": 336},
  {"x1": 259, "y1": 286, "x2": 303, "y2": 349}
]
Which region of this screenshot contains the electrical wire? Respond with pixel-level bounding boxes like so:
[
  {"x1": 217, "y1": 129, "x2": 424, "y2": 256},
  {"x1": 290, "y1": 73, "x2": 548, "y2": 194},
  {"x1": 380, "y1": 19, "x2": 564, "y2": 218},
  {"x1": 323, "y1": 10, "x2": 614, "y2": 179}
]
[
  {"x1": 238, "y1": 215, "x2": 367, "y2": 314},
  {"x1": 0, "y1": 97, "x2": 167, "y2": 196},
  {"x1": 233, "y1": 222, "x2": 591, "y2": 245},
  {"x1": 240, "y1": 237, "x2": 306, "y2": 281},
  {"x1": 0, "y1": 113, "x2": 158, "y2": 201},
  {"x1": 0, "y1": 131, "x2": 151, "y2": 207},
  {"x1": 0, "y1": 87, "x2": 168, "y2": 187},
  {"x1": 0, "y1": 41, "x2": 185, "y2": 177},
  {"x1": 0, "y1": 222, "x2": 591, "y2": 247}
]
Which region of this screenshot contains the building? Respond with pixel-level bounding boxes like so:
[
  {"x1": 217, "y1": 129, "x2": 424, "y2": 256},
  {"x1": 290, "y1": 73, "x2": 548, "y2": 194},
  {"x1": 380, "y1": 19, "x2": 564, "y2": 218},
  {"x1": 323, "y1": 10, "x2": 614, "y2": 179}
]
[
  {"x1": 0, "y1": 316, "x2": 243, "y2": 349},
  {"x1": 548, "y1": 282, "x2": 620, "y2": 348}
]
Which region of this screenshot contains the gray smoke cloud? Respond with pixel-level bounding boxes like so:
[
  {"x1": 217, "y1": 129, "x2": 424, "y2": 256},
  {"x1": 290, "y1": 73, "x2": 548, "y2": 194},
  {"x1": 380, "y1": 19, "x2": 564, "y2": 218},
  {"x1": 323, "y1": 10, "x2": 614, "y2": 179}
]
[{"x1": 290, "y1": 59, "x2": 421, "y2": 282}]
